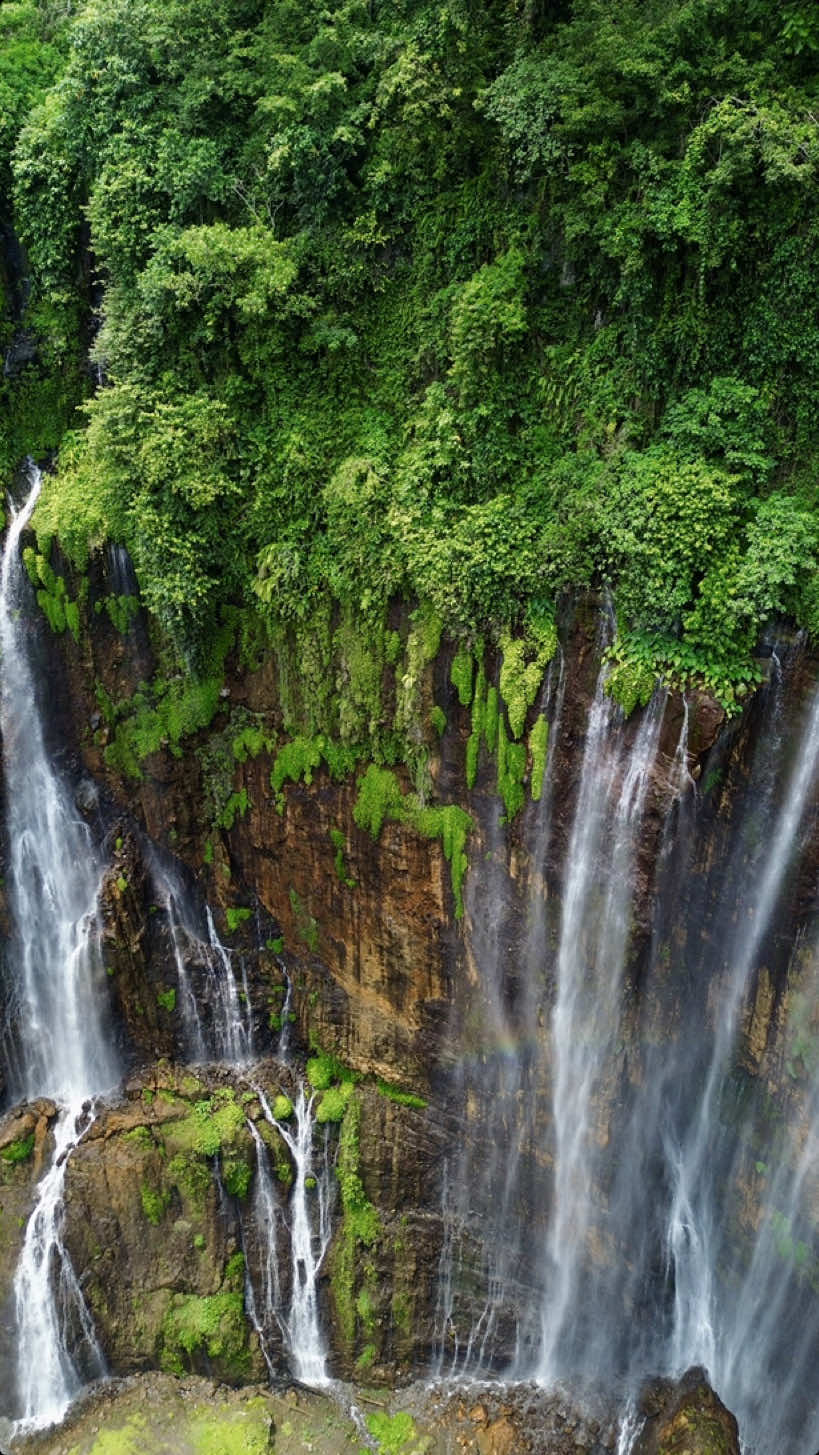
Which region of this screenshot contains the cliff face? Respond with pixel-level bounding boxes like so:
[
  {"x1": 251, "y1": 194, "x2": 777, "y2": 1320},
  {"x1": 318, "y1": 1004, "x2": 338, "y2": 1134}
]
[{"x1": 0, "y1": 566, "x2": 817, "y2": 1438}]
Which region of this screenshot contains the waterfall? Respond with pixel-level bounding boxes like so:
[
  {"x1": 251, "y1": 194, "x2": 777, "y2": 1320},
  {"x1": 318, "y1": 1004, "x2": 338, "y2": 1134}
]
[
  {"x1": 0, "y1": 462, "x2": 117, "y2": 1429},
  {"x1": 433, "y1": 654, "x2": 568, "y2": 1374},
  {"x1": 243, "y1": 1117, "x2": 286, "y2": 1379},
  {"x1": 538, "y1": 671, "x2": 666, "y2": 1381},
  {"x1": 152, "y1": 869, "x2": 253, "y2": 1063},
  {"x1": 250, "y1": 1086, "x2": 334, "y2": 1384},
  {"x1": 663, "y1": 673, "x2": 819, "y2": 1451}
]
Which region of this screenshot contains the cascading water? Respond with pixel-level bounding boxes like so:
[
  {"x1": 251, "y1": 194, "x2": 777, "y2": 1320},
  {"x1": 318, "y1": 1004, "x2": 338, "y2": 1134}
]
[
  {"x1": 0, "y1": 463, "x2": 118, "y2": 1429},
  {"x1": 247, "y1": 1086, "x2": 334, "y2": 1384},
  {"x1": 661, "y1": 672, "x2": 819, "y2": 1452},
  {"x1": 152, "y1": 868, "x2": 253, "y2": 1064},
  {"x1": 433, "y1": 654, "x2": 568, "y2": 1374},
  {"x1": 538, "y1": 669, "x2": 666, "y2": 1381},
  {"x1": 432, "y1": 624, "x2": 818, "y2": 1455}
]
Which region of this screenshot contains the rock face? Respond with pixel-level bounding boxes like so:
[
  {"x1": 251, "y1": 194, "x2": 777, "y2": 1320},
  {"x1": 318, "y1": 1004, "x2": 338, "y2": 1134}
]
[
  {"x1": 635, "y1": 1369, "x2": 740, "y2": 1455},
  {"x1": 0, "y1": 565, "x2": 816, "y2": 1447}
]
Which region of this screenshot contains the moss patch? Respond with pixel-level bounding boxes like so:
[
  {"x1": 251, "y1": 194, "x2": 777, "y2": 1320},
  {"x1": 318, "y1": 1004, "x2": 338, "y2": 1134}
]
[{"x1": 353, "y1": 766, "x2": 472, "y2": 916}]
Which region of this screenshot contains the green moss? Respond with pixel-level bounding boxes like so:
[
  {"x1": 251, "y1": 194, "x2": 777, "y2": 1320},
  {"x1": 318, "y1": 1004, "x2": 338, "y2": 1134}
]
[
  {"x1": 224, "y1": 906, "x2": 251, "y2": 933},
  {"x1": 484, "y1": 685, "x2": 499, "y2": 753},
  {"x1": 330, "y1": 826, "x2": 357, "y2": 888},
  {"x1": 100, "y1": 593, "x2": 140, "y2": 635},
  {"x1": 429, "y1": 704, "x2": 447, "y2": 737},
  {"x1": 66, "y1": 1416, "x2": 147, "y2": 1455},
  {"x1": 102, "y1": 624, "x2": 233, "y2": 781},
  {"x1": 156, "y1": 987, "x2": 176, "y2": 1013},
  {"x1": 307, "y1": 1049, "x2": 356, "y2": 1091},
  {"x1": 356, "y1": 1342, "x2": 377, "y2": 1372},
  {"x1": 218, "y1": 789, "x2": 250, "y2": 831},
  {"x1": 353, "y1": 766, "x2": 472, "y2": 916},
  {"x1": 496, "y1": 716, "x2": 527, "y2": 819},
  {"x1": 275, "y1": 1156, "x2": 294, "y2": 1187},
  {"x1": 605, "y1": 655, "x2": 658, "y2": 717},
  {"x1": 376, "y1": 1080, "x2": 427, "y2": 1110},
  {"x1": 498, "y1": 611, "x2": 556, "y2": 739},
  {"x1": 186, "y1": 1404, "x2": 272, "y2": 1455},
  {"x1": 355, "y1": 1284, "x2": 377, "y2": 1331},
  {"x1": 528, "y1": 714, "x2": 550, "y2": 802},
  {"x1": 232, "y1": 722, "x2": 274, "y2": 762},
  {"x1": 271, "y1": 734, "x2": 323, "y2": 806},
  {"x1": 222, "y1": 1157, "x2": 253, "y2": 1199},
  {"x1": 391, "y1": 1289, "x2": 412, "y2": 1334},
  {"x1": 465, "y1": 655, "x2": 487, "y2": 789},
  {"x1": 352, "y1": 764, "x2": 405, "y2": 838},
  {"x1": 331, "y1": 1094, "x2": 381, "y2": 1352},
  {"x1": 64, "y1": 598, "x2": 80, "y2": 641},
  {"x1": 161, "y1": 1288, "x2": 249, "y2": 1377},
  {"x1": 336, "y1": 1097, "x2": 380, "y2": 1246},
  {"x1": 365, "y1": 1412, "x2": 418, "y2": 1453},
  {"x1": 450, "y1": 648, "x2": 474, "y2": 707},
  {"x1": 289, "y1": 886, "x2": 319, "y2": 951},
  {"x1": 166, "y1": 1152, "x2": 211, "y2": 1205},
  {"x1": 140, "y1": 1182, "x2": 171, "y2": 1226},
  {"x1": 163, "y1": 1093, "x2": 245, "y2": 1159},
  {"x1": 0, "y1": 1134, "x2": 35, "y2": 1165},
  {"x1": 317, "y1": 1084, "x2": 354, "y2": 1123},
  {"x1": 272, "y1": 1094, "x2": 293, "y2": 1120},
  {"x1": 124, "y1": 1125, "x2": 153, "y2": 1147}
]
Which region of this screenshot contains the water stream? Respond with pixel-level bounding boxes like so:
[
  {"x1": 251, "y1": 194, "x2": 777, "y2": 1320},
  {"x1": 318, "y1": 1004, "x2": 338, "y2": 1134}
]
[
  {"x1": 0, "y1": 463, "x2": 118, "y2": 1429},
  {"x1": 248, "y1": 1085, "x2": 334, "y2": 1384}
]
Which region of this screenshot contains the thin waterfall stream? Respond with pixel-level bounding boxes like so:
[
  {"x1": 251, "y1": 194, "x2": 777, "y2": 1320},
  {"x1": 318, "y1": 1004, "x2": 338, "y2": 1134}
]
[{"x1": 0, "y1": 463, "x2": 118, "y2": 1430}]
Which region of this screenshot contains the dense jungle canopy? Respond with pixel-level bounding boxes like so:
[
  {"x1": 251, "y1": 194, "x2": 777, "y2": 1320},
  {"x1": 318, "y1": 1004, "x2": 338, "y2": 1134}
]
[{"x1": 1, "y1": 0, "x2": 818, "y2": 719}]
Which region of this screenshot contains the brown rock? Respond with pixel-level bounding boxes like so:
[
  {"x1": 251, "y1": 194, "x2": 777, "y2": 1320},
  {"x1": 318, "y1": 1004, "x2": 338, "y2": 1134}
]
[{"x1": 636, "y1": 1368, "x2": 740, "y2": 1455}]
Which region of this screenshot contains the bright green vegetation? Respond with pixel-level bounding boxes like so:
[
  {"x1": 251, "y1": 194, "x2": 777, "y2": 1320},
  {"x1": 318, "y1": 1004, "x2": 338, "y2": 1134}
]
[
  {"x1": 156, "y1": 987, "x2": 176, "y2": 1014},
  {"x1": 331, "y1": 1093, "x2": 381, "y2": 1352},
  {"x1": 376, "y1": 1080, "x2": 427, "y2": 1110},
  {"x1": 0, "y1": 0, "x2": 813, "y2": 717},
  {"x1": 272, "y1": 1094, "x2": 293, "y2": 1121},
  {"x1": 528, "y1": 715, "x2": 550, "y2": 802},
  {"x1": 330, "y1": 826, "x2": 357, "y2": 888},
  {"x1": 161, "y1": 1263, "x2": 249, "y2": 1377},
  {"x1": 140, "y1": 1182, "x2": 171, "y2": 1226},
  {"x1": 364, "y1": 1412, "x2": 427, "y2": 1455},
  {"x1": 222, "y1": 1156, "x2": 253, "y2": 1199},
  {"x1": 22, "y1": 546, "x2": 82, "y2": 641},
  {"x1": 0, "y1": 1134, "x2": 35, "y2": 1165},
  {"x1": 354, "y1": 765, "x2": 472, "y2": 915},
  {"x1": 224, "y1": 905, "x2": 251, "y2": 934},
  {"x1": 163, "y1": 1093, "x2": 245, "y2": 1159},
  {"x1": 307, "y1": 1046, "x2": 358, "y2": 1092},
  {"x1": 317, "y1": 1083, "x2": 355, "y2": 1123}
]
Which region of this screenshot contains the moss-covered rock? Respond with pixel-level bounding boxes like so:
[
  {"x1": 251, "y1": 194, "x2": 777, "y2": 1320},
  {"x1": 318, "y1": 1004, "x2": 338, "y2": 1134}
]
[{"x1": 636, "y1": 1368, "x2": 741, "y2": 1455}]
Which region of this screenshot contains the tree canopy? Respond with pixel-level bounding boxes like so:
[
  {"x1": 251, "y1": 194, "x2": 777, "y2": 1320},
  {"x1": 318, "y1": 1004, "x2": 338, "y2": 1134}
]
[{"x1": 1, "y1": 0, "x2": 817, "y2": 708}]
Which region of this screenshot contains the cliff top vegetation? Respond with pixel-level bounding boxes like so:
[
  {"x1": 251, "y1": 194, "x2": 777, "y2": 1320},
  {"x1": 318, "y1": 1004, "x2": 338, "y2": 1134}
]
[{"x1": 0, "y1": 0, "x2": 817, "y2": 712}]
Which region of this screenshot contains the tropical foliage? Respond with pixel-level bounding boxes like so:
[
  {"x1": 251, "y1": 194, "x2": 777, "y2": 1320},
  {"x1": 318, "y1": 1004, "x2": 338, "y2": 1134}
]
[{"x1": 1, "y1": 0, "x2": 817, "y2": 707}]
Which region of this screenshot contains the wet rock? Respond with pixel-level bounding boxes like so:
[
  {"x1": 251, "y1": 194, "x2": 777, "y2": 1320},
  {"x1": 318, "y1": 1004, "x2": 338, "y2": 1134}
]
[
  {"x1": 635, "y1": 1368, "x2": 740, "y2": 1455},
  {"x1": 74, "y1": 778, "x2": 99, "y2": 816}
]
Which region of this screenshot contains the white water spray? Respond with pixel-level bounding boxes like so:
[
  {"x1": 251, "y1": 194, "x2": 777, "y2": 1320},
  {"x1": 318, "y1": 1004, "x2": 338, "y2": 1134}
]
[
  {"x1": 1, "y1": 463, "x2": 118, "y2": 1429},
  {"x1": 538, "y1": 670, "x2": 665, "y2": 1380},
  {"x1": 253, "y1": 1085, "x2": 334, "y2": 1384}
]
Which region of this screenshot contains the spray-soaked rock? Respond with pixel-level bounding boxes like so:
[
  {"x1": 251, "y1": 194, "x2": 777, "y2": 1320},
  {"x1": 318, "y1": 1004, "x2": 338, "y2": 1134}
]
[{"x1": 635, "y1": 1367, "x2": 740, "y2": 1455}]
